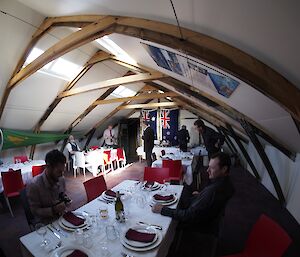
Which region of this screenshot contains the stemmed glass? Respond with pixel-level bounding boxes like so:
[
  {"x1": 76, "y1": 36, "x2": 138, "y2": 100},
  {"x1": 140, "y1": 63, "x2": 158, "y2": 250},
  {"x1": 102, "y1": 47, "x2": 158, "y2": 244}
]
[{"x1": 35, "y1": 223, "x2": 50, "y2": 248}]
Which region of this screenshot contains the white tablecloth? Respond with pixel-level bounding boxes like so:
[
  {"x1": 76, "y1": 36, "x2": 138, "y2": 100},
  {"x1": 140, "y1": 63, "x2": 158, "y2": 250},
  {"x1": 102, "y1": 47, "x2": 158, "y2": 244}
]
[
  {"x1": 137, "y1": 146, "x2": 181, "y2": 160},
  {"x1": 152, "y1": 154, "x2": 194, "y2": 185},
  {"x1": 190, "y1": 146, "x2": 208, "y2": 156},
  {"x1": 0, "y1": 160, "x2": 45, "y2": 192},
  {"x1": 84, "y1": 148, "x2": 126, "y2": 176},
  {"x1": 20, "y1": 180, "x2": 183, "y2": 257}
]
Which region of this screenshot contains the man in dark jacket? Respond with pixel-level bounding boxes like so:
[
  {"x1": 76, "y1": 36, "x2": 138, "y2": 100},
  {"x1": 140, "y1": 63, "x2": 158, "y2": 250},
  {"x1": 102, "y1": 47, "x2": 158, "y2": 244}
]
[
  {"x1": 194, "y1": 119, "x2": 225, "y2": 159},
  {"x1": 142, "y1": 121, "x2": 155, "y2": 167},
  {"x1": 152, "y1": 152, "x2": 234, "y2": 232},
  {"x1": 177, "y1": 125, "x2": 190, "y2": 152}
]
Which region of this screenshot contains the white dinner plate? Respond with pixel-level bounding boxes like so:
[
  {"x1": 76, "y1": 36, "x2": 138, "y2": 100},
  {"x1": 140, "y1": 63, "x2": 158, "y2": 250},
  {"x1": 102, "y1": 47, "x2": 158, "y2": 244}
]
[
  {"x1": 152, "y1": 194, "x2": 176, "y2": 203},
  {"x1": 152, "y1": 195, "x2": 178, "y2": 206},
  {"x1": 121, "y1": 229, "x2": 162, "y2": 252},
  {"x1": 50, "y1": 245, "x2": 94, "y2": 257},
  {"x1": 102, "y1": 190, "x2": 116, "y2": 200},
  {"x1": 143, "y1": 182, "x2": 161, "y2": 191},
  {"x1": 58, "y1": 212, "x2": 88, "y2": 231},
  {"x1": 122, "y1": 225, "x2": 158, "y2": 248}
]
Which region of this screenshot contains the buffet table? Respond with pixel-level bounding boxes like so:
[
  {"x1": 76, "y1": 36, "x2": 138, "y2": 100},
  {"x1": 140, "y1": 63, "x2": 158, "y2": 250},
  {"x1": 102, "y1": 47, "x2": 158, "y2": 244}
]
[{"x1": 20, "y1": 180, "x2": 183, "y2": 257}]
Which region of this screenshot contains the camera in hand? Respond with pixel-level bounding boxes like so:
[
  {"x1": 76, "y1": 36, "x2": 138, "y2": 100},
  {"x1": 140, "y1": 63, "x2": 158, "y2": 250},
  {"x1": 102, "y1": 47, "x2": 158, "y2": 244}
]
[{"x1": 59, "y1": 192, "x2": 72, "y2": 204}]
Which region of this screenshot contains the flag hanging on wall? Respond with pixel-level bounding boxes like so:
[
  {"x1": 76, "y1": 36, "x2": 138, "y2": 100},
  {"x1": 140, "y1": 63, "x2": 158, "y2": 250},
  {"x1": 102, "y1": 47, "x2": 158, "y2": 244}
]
[
  {"x1": 141, "y1": 109, "x2": 157, "y2": 139},
  {"x1": 161, "y1": 109, "x2": 179, "y2": 145}
]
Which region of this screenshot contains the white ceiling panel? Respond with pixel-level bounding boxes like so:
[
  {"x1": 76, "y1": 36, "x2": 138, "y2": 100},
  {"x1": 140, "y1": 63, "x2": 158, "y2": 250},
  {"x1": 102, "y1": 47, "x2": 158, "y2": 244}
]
[
  {"x1": 40, "y1": 112, "x2": 78, "y2": 131},
  {"x1": 74, "y1": 102, "x2": 122, "y2": 132},
  {"x1": 74, "y1": 61, "x2": 128, "y2": 89}
]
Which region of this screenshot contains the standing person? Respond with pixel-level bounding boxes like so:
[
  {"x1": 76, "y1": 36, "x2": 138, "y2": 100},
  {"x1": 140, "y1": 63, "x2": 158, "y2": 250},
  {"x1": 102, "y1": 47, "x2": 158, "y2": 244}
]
[
  {"x1": 27, "y1": 150, "x2": 71, "y2": 224},
  {"x1": 66, "y1": 135, "x2": 80, "y2": 171},
  {"x1": 194, "y1": 119, "x2": 225, "y2": 159},
  {"x1": 142, "y1": 121, "x2": 155, "y2": 167},
  {"x1": 103, "y1": 124, "x2": 117, "y2": 148},
  {"x1": 177, "y1": 125, "x2": 190, "y2": 152}
]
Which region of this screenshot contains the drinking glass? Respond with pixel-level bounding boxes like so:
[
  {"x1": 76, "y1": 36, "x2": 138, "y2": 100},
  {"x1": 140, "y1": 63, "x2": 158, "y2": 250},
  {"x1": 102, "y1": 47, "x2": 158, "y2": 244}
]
[
  {"x1": 106, "y1": 225, "x2": 118, "y2": 241},
  {"x1": 99, "y1": 240, "x2": 111, "y2": 257},
  {"x1": 135, "y1": 194, "x2": 146, "y2": 208},
  {"x1": 73, "y1": 228, "x2": 84, "y2": 244},
  {"x1": 35, "y1": 223, "x2": 50, "y2": 248},
  {"x1": 83, "y1": 230, "x2": 94, "y2": 248},
  {"x1": 99, "y1": 207, "x2": 109, "y2": 220}
]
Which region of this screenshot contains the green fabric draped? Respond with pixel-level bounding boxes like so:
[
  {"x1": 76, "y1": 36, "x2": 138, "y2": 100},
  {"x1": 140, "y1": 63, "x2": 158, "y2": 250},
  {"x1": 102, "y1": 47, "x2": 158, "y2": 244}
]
[{"x1": 0, "y1": 128, "x2": 70, "y2": 150}]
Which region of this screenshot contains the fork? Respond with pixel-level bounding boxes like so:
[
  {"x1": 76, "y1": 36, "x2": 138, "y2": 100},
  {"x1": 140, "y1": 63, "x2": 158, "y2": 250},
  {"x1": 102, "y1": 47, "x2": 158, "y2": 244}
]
[
  {"x1": 48, "y1": 241, "x2": 62, "y2": 253},
  {"x1": 51, "y1": 223, "x2": 68, "y2": 238}
]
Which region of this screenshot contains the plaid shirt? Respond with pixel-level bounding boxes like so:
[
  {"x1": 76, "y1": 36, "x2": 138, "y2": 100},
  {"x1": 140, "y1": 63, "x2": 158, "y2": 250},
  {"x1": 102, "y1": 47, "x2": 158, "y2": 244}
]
[{"x1": 27, "y1": 171, "x2": 65, "y2": 224}]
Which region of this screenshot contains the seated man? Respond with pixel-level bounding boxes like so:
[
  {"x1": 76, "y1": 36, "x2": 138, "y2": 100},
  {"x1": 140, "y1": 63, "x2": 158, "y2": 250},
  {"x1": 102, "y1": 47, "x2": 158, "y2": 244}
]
[
  {"x1": 152, "y1": 152, "x2": 234, "y2": 233},
  {"x1": 27, "y1": 150, "x2": 71, "y2": 224}
]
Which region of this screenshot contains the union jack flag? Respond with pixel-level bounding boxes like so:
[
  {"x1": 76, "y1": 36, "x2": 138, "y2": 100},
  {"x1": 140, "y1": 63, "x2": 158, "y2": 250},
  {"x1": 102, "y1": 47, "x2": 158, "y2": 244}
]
[{"x1": 161, "y1": 109, "x2": 170, "y2": 129}]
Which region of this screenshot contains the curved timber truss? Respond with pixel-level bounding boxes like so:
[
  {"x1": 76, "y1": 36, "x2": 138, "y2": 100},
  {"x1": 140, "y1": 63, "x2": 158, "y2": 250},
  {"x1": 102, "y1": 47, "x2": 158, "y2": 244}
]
[{"x1": 0, "y1": 15, "x2": 298, "y2": 162}]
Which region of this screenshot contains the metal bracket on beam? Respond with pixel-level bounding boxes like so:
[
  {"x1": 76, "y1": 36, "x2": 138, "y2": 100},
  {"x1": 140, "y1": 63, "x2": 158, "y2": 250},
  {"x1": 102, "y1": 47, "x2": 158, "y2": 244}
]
[{"x1": 240, "y1": 119, "x2": 286, "y2": 206}]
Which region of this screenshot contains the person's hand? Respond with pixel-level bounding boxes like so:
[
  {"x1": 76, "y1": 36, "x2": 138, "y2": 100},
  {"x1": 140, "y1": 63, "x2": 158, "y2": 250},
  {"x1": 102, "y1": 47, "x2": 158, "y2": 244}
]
[
  {"x1": 214, "y1": 142, "x2": 219, "y2": 148},
  {"x1": 152, "y1": 204, "x2": 163, "y2": 214},
  {"x1": 53, "y1": 202, "x2": 66, "y2": 215},
  {"x1": 192, "y1": 191, "x2": 200, "y2": 195}
]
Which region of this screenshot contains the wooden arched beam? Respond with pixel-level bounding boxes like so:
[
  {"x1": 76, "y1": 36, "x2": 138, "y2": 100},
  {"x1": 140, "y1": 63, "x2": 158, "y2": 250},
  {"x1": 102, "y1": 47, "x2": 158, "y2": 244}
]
[{"x1": 2, "y1": 15, "x2": 299, "y2": 123}]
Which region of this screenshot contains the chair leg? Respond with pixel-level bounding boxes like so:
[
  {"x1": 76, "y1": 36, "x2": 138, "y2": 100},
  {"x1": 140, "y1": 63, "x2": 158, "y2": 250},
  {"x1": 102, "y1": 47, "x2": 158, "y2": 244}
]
[
  {"x1": 5, "y1": 196, "x2": 14, "y2": 217},
  {"x1": 83, "y1": 167, "x2": 86, "y2": 181},
  {"x1": 74, "y1": 167, "x2": 77, "y2": 178}
]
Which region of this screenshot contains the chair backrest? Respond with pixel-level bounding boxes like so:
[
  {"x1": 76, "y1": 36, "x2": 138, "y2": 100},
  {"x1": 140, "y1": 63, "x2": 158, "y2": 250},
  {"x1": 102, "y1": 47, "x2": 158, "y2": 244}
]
[
  {"x1": 90, "y1": 146, "x2": 99, "y2": 150},
  {"x1": 103, "y1": 150, "x2": 111, "y2": 165},
  {"x1": 117, "y1": 148, "x2": 124, "y2": 159},
  {"x1": 14, "y1": 155, "x2": 28, "y2": 163},
  {"x1": 1, "y1": 170, "x2": 24, "y2": 196},
  {"x1": 83, "y1": 175, "x2": 107, "y2": 202},
  {"x1": 74, "y1": 151, "x2": 86, "y2": 168},
  {"x1": 162, "y1": 159, "x2": 183, "y2": 178},
  {"x1": 20, "y1": 188, "x2": 35, "y2": 230},
  {"x1": 244, "y1": 214, "x2": 292, "y2": 257},
  {"x1": 144, "y1": 167, "x2": 170, "y2": 184},
  {"x1": 32, "y1": 165, "x2": 46, "y2": 177}
]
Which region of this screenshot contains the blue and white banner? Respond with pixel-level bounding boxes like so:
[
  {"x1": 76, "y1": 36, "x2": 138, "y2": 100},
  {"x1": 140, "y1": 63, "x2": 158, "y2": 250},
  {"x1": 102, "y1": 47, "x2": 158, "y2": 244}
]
[
  {"x1": 141, "y1": 109, "x2": 157, "y2": 139},
  {"x1": 161, "y1": 109, "x2": 179, "y2": 145}
]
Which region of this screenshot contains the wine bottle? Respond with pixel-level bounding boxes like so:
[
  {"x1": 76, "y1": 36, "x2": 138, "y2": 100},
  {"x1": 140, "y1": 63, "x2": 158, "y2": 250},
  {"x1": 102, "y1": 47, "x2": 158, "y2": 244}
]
[{"x1": 115, "y1": 191, "x2": 125, "y2": 223}]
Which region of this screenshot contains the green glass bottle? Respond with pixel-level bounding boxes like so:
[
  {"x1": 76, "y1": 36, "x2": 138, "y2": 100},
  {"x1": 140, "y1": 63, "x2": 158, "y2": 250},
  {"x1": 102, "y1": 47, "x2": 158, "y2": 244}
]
[{"x1": 115, "y1": 191, "x2": 125, "y2": 223}]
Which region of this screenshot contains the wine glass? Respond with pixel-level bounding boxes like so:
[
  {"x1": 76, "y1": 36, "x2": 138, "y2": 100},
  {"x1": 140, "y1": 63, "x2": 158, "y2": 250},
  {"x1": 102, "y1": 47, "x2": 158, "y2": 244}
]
[{"x1": 35, "y1": 223, "x2": 50, "y2": 248}]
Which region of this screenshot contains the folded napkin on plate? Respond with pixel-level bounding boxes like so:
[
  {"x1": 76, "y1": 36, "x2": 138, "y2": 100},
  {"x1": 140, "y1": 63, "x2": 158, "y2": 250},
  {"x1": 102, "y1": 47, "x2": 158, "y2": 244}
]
[
  {"x1": 153, "y1": 194, "x2": 174, "y2": 201},
  {"x1": 66, "y1": 250, "x2": 88, "y2": 257},
  {"x1": 63, "y1": 212, "x2": 85, "y2": 226},
  {"x1": 125, "y1": 228, "x2": 156, "y2": 243},
  {"x1": 145, "y1": 181, "x2": 155, "y2": 188},
  {"x1": 105, "y1": 189, "x2": 116, "y2": 197}
]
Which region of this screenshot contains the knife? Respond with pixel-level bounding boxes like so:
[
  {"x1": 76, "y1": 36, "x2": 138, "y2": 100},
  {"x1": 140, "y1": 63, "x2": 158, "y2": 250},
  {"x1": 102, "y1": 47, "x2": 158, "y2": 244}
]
[
  {"x1": 47, "y1": 225, "x2": 61, "y2": 239},
  {"x1": 137, "y1": 221, "x2": 162, "y2": 230}
]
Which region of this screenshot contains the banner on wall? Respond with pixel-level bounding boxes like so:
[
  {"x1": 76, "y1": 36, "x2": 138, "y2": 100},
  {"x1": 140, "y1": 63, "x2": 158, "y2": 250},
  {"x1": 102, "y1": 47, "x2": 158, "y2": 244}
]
[
  {"x1": 160, "y1": 109, "x2": 179, "y2": 145},
  {"x1": 142, "y1": 43, "x2": 239, "y2": 98},
  {"x1": 0, "y1": 128, "x2": 70, "y2": 150},
  {"x1": 141, "y1": 109, "x2": 157, "y2": 139}
]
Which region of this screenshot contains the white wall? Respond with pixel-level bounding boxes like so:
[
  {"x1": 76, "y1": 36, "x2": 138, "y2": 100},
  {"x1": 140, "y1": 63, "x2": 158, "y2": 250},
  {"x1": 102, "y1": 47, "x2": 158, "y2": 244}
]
[{"x1": 246, "y1": 141, "x2": 300, "y2": 223}]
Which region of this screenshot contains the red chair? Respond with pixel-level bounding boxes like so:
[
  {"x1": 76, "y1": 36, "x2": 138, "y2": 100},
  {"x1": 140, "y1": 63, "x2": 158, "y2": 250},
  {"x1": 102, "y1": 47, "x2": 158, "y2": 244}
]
[
  {"x1": 90, "y1": 146, "x2": 99, "y2": 150},
  {"x1": 1, "y1": 170, "x2": 25, "y2": 217},
  {"x1": 144, "y1": 167, "x2": 170, "y2": 184},
  {"x1": 162, "y1": 159, "x2": 183, "y2": 183},
  {"x1": 32, "y1": 165, "x2": 46, "y2": 177},
  {"x1": 222, "y1": 214, "x2": 292, "y2": 257},
  {"x1": 116, "y1": 148, "x2": 126, "y2": 168},
  {"x1": 83, "y1": 175, "x2": 107, "y2": 202},
  {"x1": 14, "y1": 155, "x2": 28, "y2": 163},
  {"x1": 103, "y1": 150, "x2": 113, "y2": 173}
]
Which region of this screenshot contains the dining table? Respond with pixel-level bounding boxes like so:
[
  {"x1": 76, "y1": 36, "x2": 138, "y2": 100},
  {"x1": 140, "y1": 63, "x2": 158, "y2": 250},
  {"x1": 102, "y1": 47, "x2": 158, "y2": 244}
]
[
  {"x1": 0, "y1": 160, "x2": 46, "y2": 192},
  {"x1": 151, "y1": 152, "x2": 194, "y2": 185},
  {"x1": 20, "y1": 179, "x2": 183, "y2": 257}
]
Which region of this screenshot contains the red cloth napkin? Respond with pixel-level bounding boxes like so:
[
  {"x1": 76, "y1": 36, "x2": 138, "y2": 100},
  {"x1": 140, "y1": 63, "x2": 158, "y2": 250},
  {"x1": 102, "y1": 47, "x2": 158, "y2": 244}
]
[
  {"x1": 125, "y1": 228, "x2": 156, "y2": 243},
  {"x1": 105, "y1": 190, "x2": 116, "y2": 197},
  {"x1": 145, "y1": 181, "x2": 154, "y2": 188},
  {"x1": 153, "y1": 194, "x2": 174, "y2": 201},
  {"x1": 63, "y1": 212, "x2": 85, "y2": 226},
  {"x1": 66, "y1": 250, "x2": 88, "y2": 257}
]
